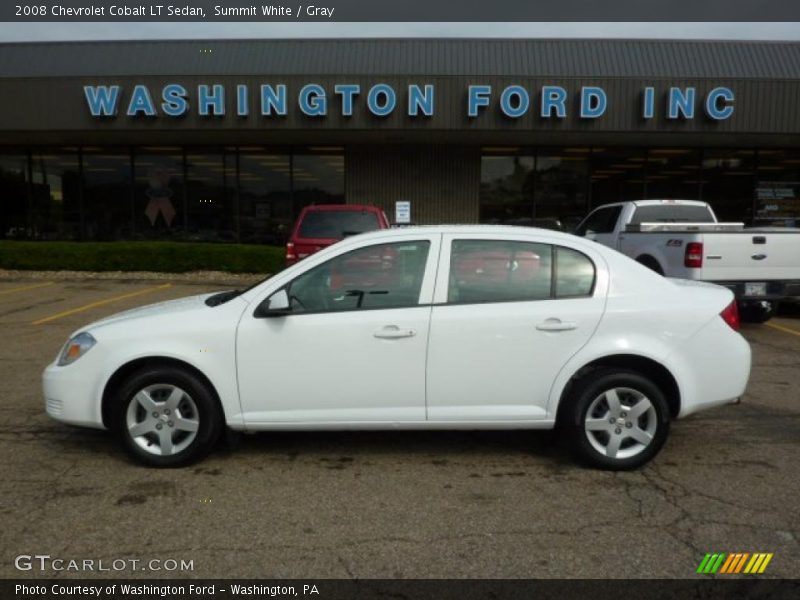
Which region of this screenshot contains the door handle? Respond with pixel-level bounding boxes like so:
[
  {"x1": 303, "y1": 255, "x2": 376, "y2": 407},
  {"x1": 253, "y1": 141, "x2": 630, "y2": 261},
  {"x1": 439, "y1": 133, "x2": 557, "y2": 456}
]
[
  {"x1": 374, "y1": 325, "x2": 416, "y2": 339},
  {"x1": 536, "y1": 319, "x2": 577, "y2": 332}
]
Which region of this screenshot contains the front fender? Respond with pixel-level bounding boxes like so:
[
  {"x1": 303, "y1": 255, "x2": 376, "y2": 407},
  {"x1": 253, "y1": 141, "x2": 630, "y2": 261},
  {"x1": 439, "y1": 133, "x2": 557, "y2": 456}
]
[{"x1": 90, "y1": 302, "x2": 247, "y2": 430}]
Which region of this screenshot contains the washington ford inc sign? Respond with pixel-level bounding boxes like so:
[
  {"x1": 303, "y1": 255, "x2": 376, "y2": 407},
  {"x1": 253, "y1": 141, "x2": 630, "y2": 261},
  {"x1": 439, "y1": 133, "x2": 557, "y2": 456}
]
[{"x1": 83, "y1": 83, "x2": 736, "y2": 121}]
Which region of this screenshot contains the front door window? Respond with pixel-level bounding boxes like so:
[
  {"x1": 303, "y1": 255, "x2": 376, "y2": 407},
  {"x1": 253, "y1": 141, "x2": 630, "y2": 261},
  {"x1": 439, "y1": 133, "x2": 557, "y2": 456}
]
[{"x1": 286, "y1": 241, "x2": 431, "y2": 313}]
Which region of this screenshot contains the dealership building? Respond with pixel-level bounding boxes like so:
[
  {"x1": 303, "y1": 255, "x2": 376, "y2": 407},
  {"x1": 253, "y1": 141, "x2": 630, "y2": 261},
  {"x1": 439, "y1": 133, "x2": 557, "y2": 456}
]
[{"x1": 0, "y1": 38, "x2": 799, "y2": 243}]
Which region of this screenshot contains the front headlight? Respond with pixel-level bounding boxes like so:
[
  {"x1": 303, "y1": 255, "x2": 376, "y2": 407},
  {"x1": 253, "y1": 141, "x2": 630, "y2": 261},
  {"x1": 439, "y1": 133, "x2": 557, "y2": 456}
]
[{"x1": 57, "y1": 332, "x2": 97, "y2": 366}]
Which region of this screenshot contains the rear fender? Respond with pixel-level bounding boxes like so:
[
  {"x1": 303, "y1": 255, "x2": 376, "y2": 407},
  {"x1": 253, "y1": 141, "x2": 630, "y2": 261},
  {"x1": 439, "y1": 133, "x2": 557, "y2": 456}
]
[{"x1": 546, "y1": 333, "x2": 682, "y2": 420}]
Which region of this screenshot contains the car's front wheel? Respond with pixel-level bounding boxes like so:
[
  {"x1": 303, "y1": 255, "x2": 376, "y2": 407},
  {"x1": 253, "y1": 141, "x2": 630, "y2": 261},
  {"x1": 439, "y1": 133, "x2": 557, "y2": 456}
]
[
  {"x1": 110, "y1": 366, "x2": 223, "y2": 467},
  {"x1": 564, "y1": 369, "x2": 670, "y2": 470}
]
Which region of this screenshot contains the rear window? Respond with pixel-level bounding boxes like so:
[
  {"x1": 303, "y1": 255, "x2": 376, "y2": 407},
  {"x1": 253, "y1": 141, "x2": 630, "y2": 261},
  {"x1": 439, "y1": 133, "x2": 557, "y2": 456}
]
[
  {"x1": 630, "y1": 204, "x2": 715, "y2": 224},
  {"x1": 555, "y1": 247, "x2": 596, "y2": 298},
  {"x1": 298, "y1": 210, "x2": 380, "y2": 239}
]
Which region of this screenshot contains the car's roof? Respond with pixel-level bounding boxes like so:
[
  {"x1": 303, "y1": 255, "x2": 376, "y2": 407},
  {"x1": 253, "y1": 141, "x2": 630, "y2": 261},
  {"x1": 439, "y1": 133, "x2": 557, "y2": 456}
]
[{"x1": 351, "y1": 224, "x2": 581, "y2": 243}]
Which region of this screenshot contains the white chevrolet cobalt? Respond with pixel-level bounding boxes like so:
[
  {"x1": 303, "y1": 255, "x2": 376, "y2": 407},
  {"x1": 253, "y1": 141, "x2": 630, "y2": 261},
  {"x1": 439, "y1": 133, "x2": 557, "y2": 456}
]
[{"x1": 43, "y1": 226, "x2": 751, "y2": 470}]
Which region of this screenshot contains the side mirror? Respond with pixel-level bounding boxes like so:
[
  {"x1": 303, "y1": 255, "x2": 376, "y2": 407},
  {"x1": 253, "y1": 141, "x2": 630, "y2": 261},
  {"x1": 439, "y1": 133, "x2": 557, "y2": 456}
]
[{"x1": 255, "y1": 289, "x2": 291, "y2": 318}]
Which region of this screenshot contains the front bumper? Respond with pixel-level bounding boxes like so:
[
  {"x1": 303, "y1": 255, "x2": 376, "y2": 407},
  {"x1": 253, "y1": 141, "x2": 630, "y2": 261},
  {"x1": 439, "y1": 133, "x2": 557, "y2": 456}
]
[{"x1": 43, "y1": 362, "x2": 106, "y2": 429}]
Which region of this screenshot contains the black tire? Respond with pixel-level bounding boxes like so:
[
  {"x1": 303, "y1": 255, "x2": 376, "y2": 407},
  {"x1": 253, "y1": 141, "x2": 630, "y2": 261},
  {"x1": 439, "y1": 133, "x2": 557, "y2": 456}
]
[
  {"x1": 738, "y1": 300, "x2": 776, "y2": 324},
  {"x1": 109, "y1": 366, "x2": 223, "y2": 467},
  {"x1": 562, "y1": 368, "x2": 670, "y2": 470}
]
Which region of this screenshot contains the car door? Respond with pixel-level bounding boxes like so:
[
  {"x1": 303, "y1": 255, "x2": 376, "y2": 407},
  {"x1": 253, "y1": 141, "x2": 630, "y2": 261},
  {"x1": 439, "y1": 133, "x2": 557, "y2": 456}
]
[
  {"x1": 425, "y1": 233, "x2": 606, "y2": 422},
  {"x1": 236, "y1": 234, "x2": 439, "y2": 425}
]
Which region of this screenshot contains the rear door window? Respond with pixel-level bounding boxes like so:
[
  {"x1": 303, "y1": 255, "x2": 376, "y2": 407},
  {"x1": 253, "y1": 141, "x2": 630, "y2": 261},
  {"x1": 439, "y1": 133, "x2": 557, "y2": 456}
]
[
  {"x1": 448, "y1": 240, "x2": 553, "y2": 303},
  {"x1": 447, "y1": 240, "x2": 596, "y2": 304}
]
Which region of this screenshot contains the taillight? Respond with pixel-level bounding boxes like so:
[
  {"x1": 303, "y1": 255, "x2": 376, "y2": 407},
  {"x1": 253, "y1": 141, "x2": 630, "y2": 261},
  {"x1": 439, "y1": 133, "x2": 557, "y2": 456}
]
[
  {"x1": 720, "y1": 300, "x2": 740, "y2": 331},
  {"x1": 286, "y1": 242, "x2": 296, "y2": 264},
  {"x1": 684, "y1": 242, "x2": 703, "y2": 268}
]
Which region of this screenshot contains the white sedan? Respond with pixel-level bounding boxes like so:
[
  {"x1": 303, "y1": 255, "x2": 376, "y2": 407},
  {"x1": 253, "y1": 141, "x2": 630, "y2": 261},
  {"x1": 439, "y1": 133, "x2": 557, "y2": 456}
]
[{"x1": 43, "y1": 226, "x2": 751, "y2": 470}]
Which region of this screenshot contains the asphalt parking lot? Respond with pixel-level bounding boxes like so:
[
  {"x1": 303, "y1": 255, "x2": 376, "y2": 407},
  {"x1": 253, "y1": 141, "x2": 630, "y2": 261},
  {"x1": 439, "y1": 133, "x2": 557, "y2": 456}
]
[{"x1": 1, "y1": 276, "x2": 798, "y2": 579}]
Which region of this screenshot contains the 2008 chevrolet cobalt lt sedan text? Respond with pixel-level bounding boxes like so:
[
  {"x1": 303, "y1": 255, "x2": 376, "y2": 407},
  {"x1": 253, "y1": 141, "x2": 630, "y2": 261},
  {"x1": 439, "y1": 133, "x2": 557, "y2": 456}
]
[{"x1": 43, "y1": 226, "x2": 751, "y2": 470}]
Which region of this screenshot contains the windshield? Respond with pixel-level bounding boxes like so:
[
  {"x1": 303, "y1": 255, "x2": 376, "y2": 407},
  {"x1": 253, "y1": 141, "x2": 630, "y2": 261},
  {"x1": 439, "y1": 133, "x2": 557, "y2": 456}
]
[
  {"x1": 630, "y1": 204, "x2": 715, "y2": 224},
  {"x1": 298, "y1": 210, "x2": 380, "y2": 239}
]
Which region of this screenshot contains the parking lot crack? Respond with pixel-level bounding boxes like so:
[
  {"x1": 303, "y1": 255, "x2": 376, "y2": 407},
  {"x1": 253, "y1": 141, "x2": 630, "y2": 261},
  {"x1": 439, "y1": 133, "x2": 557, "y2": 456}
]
[{"x1": 337, "y1": 555, "x2": 356, "y2": 579}]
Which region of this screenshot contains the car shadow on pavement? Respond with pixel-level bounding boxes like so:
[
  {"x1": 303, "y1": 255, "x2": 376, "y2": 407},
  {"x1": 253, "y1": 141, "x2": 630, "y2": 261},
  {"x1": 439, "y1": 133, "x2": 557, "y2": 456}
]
[
  {"x1": 227, "y1": 428, "x2": 572, "y2": 465},
  {"x1": 46, "y1": 426, "x2": 574, "y2": 469}
]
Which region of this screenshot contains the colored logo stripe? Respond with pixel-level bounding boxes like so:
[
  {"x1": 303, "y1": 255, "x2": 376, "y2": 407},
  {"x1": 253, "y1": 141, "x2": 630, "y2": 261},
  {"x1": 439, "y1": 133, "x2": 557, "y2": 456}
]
[
  {"x1": 720, "y1": 553, "x2": 749, "y2": 573},
  {"x1": 697, "y1": 553, "x2": 726, "y2": 574},
  {"x1": 697, "y1": 553, "x2": 773, "y2": 574},
  {"x1": 744, "y1": 553, "x2": 773, "y2": 574}
]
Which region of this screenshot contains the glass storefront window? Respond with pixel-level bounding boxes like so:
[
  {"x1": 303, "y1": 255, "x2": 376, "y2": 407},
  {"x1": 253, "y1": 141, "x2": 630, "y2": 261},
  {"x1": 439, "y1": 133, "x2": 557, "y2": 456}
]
[
  {"x1": 535, "y1": 150, "x2": 589, "y2": 232},
  {"x1": 292, "y1": 150, "x2": 345, "y2": 213},
  {"x1": 133, "y1": 148, "x2": 184, "y2": 240},
  {"x1": 590, "y1": 148, "x2": 646, "y2": 208},
  {"x1": 0, "y1": 151, "x2": 29, "y2": 239},
  {"x1": 754, "y1": 150, "x2": 800, "y2": 226},
  {"x1": 646, "y1": 148, "x2": 702, "y2": 200},
  {"x1": 702, "y1": 149, "x2": 755, "y2": 224},
  {"x1": 3, "y1": 144, "x2": 795, "y2": 242},
  {"x1": 479, "y1": 154, "x2": 535, "y2": 224},
  {"x1": 30, "y1": 148, "x2": 81, "y2": 240},
  {"x1": 82, "y1": 147, "x2": 133, "y2": 241},
  {"x1": 238, "y1": 149, "x2": 292, "y2": 245},
  {"x1": 185, "y1": 150, "x2": 237, "y2": 242}
]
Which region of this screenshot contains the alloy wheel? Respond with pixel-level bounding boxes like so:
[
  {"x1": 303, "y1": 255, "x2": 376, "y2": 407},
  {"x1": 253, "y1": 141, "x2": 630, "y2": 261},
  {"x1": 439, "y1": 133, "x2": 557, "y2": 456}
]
[
  {"x1": 583, "y1": 387, "x2": 657, "y2": 460},
  {"x1": 125, "y1": 384, "x2": 200, "y2": 456}
]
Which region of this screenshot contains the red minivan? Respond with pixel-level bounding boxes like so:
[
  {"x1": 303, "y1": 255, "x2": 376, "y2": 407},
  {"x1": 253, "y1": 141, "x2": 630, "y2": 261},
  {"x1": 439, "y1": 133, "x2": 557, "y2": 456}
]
[{"x1": 286, "y1": 204, "x2": 390, "y2": 265}]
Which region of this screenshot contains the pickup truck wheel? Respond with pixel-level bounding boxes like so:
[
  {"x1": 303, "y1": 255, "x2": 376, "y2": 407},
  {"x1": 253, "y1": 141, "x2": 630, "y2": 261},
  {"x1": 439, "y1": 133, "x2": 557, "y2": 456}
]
[
  {"x1": 636, "y1": 256, "x2": 664, "y2": 276},
  {"x1": 110, "y1": 366, "x2": 223, "y2": 467},
  {"x1": 564, "y1": 369, "x2": 670, "y2": 470},
  {"x1": 739, "y1": 300, "x2": 776, "y2": 324}
]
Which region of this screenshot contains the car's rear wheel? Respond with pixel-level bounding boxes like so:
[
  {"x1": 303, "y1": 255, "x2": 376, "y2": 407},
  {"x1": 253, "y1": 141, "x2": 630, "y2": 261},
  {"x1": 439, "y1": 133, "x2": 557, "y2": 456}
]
[
  {"x1": 738, "y1": 300, "x2": 776, "y2": 323},
  {"x1": 110, "y1": 366, "x2": 223, "y2": 467},
  {"x1": 564, "y1": 369, "x2": 670, "y2": 470}
]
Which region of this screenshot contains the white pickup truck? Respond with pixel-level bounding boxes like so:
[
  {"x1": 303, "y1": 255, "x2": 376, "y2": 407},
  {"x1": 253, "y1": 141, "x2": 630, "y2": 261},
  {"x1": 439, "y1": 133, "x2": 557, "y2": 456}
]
[{"x1": 574, "y1": 199, "x2": 800, "y2": 322}]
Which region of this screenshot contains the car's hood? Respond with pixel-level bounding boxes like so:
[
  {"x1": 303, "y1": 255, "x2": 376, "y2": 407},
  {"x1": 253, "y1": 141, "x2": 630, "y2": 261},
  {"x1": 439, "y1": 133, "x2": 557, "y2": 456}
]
[{"x1": 81, "y1": 292, "x2": 219, "y2": 332}]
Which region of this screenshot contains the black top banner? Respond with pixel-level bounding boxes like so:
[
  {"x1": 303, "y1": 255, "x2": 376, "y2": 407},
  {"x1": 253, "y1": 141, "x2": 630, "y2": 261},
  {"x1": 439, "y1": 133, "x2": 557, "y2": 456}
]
[{"x1": 3, "y1": 0, "x2": 800, "y2": 22}]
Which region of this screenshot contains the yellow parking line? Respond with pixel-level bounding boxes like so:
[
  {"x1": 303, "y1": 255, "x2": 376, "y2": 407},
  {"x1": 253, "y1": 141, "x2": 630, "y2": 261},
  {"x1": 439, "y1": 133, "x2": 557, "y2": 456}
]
[
  {"x1": 32, "y1": 283, "x2": 172, "y2": 326},
  {"x1": 0, "y1": 281, "x2": 54, "y2": 296},
  {"x1": 766, "y1": 322, "x2": 800, "y2": 338}
]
